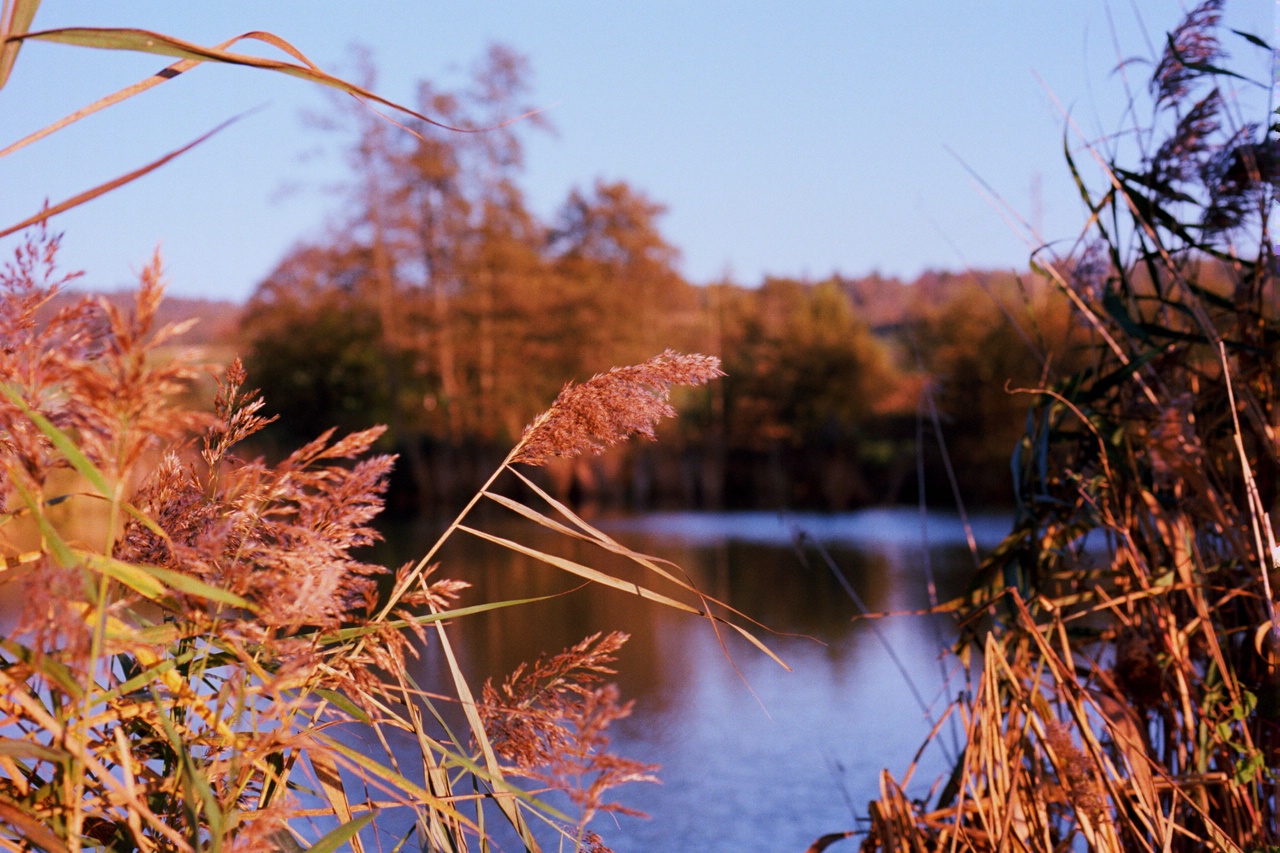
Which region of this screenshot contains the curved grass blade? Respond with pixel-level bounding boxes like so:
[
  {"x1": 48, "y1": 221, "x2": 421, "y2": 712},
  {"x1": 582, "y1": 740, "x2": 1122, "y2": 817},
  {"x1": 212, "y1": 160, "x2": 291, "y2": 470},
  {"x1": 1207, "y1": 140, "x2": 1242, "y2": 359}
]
[
  {"x1": 0, "y1": 0, "x2": 40, "y2": 90},
  {"x1": 308, "y1": 815, "x2": 375, "y2": 853},
  {"x1": 0, "y1": 27, "x2": 486, "y2": 164},
  {"x1": 0, "y1": 110, "x2": 245, "y2": 239},
  {"x1": 15, "y1": 27, "x2": 486, "y2": 133}
]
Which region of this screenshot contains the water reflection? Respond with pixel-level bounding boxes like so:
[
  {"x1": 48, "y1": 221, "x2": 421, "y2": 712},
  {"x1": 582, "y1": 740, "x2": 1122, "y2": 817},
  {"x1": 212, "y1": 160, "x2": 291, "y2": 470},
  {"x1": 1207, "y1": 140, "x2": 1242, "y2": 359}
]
[{"x1": 376, "y1": 508, "x2": 1007, "y2": 853}]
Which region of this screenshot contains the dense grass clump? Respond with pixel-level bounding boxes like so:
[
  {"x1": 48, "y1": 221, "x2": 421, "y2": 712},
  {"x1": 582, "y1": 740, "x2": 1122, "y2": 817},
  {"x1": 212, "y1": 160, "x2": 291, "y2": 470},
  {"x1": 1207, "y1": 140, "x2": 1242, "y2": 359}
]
[
  {"x1": 861, "y1": 3, "x2": 1278, "y2": 850},
  {"x1": 0, "y1": 228, "x2": 775, "y2": 851},
  {"x1": 0, "y1": 8, "x2": 788, "y2": 849}
]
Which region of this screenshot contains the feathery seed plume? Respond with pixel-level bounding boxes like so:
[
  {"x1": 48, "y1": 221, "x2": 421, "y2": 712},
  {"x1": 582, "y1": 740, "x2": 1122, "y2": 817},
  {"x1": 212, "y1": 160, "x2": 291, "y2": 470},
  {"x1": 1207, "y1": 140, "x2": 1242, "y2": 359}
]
[{"x1": 511, "y1": 350, "x2": 722, "y2": 466}]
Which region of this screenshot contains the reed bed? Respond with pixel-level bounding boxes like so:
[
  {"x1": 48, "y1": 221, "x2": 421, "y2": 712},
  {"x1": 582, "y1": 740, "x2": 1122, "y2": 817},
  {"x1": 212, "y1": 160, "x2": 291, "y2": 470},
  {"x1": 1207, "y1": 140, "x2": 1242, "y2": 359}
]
[
  {"x1": 0, "y1": 232, "x2": 778, "y2": 851},
  {"x1": 0, "y1": 7, "x2": 790, "y2": 849},
  {"x1": 860, "y1": 3, "x2": 1278, "y2": 850}
]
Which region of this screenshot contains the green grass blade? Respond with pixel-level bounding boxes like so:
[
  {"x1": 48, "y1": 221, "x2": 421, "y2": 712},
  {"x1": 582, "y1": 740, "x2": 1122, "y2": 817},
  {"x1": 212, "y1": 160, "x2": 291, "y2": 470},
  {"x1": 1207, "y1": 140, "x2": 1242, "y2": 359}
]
[
  {"x1": 93, "y1": 649, "x2": 196, "y2": 707},
  {"x1": 133, "y1": 561, "x2": 251, "y2": 608},
  {"x1": 308, "y1": 814, "x2": 375, "y2": 853},
  {"x1": 77, "y1": 552, "x2": 165, "y2": 599},
  {"x1": 310, "y1": 688, "x2": 371, "y2": 725},
  {"x1": 0, "y1": 383, "x2": 110, "y2": 496},
  {"x1": 76, "y1": 552, "x2": 250, "y2": 608}
]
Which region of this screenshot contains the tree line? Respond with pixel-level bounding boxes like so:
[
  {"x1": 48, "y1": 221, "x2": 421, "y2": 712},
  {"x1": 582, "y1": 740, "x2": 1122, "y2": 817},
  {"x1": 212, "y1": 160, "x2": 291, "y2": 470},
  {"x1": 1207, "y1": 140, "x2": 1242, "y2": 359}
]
[{"x1": 230, "y1": 44, "x2": 1207, "y2": 513}]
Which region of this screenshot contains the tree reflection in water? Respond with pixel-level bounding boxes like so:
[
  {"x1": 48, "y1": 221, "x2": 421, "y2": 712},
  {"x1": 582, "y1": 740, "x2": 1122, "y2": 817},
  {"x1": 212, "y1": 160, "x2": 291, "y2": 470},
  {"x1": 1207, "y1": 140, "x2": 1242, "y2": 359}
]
[{"x1": 374, "y1": 508, "x2": 1008, "y2": 853}]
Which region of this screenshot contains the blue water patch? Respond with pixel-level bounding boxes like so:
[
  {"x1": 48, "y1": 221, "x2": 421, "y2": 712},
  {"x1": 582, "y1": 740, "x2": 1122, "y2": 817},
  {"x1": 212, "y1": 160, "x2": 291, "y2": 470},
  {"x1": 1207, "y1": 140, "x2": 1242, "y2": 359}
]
[{"x1": 597, "y1": 507, "x2": 1012, "y2": 549}]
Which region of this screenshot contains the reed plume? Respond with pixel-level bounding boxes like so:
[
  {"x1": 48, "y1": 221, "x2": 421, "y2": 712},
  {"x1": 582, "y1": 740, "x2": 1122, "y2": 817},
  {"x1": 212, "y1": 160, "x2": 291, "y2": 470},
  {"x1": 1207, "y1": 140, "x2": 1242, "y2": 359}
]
[
  {"x1": 860, "y1": 4, "x2": 1279, "y2": 849},
  {"x1": 511, "y1": 349, "x2": 722, "y2": 466},
  {"x1": 481, "y1": 632, "x2": 659, "y2": 850}
]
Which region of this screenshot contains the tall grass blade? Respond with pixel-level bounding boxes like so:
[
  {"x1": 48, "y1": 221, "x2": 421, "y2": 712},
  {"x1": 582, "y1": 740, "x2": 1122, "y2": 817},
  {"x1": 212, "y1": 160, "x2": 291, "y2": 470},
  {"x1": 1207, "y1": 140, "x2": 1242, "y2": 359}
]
[
  {"x1": 488, "y1": 476, "x2": 781, "y2": 639},
  {"x1": 0, "y1": 0, "x2": 39, "y2": 90},
  {"x1": 460, "y1": 523, "x2": 788, "y2": 668},
  {"x1": 308, "y1": 815, "x2": 376, "y2": 853},
  {"x1": 14, "y1": 27, "x2": 485, "y2": 133},
  {"x1": 426, "y1": 619, "x2": 543, "y2": 851},
  {"x1": 0, "y1": 111, "x2": 246, "y2": 239}
]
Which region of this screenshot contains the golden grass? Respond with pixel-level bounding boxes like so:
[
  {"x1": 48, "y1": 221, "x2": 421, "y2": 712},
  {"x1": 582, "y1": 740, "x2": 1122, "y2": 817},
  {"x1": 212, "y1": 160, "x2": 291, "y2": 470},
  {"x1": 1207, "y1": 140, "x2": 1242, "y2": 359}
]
[
  {"x1": 0, "y1": 233, "x2": 777, "y2": 851},
  {"x1": 860, "y1": 3, "x2": 1278, "y2": 850}
]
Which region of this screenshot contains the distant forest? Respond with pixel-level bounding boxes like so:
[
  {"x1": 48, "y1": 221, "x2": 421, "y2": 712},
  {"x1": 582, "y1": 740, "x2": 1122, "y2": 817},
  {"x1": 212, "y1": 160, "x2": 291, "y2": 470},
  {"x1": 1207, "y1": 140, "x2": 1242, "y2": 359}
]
[
  {"x1": 234, "y1": 258, "x2": 1094, "y2": 513},
  {"x1": 87, "y1": 46, "x2": 1238, "y2": 514}
]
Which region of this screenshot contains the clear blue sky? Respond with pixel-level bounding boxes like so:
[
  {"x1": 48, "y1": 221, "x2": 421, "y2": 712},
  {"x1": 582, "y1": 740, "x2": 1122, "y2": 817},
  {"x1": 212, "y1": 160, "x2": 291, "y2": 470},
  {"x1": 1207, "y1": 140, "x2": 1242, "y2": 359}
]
[{"x1": 2, "y1": 2, "x2": 1275, "y2": 301}]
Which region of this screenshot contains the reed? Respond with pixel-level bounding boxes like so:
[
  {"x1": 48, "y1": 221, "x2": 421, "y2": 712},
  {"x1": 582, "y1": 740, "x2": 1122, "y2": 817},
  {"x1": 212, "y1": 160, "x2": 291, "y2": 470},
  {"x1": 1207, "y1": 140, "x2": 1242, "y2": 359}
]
[
  {"x1": 0, "y1": 231, "x2": 774, "y2": 851},
  {"x1": 0, "y1": 7, "x2": 783, "y2": 848},
  {"x1": 861, "y1": 3, "x2": 1278, "y2": 850}
]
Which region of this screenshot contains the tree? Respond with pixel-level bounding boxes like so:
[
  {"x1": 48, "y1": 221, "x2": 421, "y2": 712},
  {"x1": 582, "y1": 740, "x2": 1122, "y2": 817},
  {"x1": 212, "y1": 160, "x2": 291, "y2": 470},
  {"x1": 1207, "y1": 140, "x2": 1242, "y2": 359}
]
[
  {"x1": 239, "y1": 244, "x2": 393, "y2": 445},
  {"x1": 717, "y1": 277, "x2": 904, "y2": 508},
  {"x1": 904, "y1": 269, "x2": 1085, "y2": 506},
  {"x1": 242, "y1": 45, "x2": 552, "y2": 501},
  {"x1": 549, "y1": 180, "x2": 698, "y2": 371}
]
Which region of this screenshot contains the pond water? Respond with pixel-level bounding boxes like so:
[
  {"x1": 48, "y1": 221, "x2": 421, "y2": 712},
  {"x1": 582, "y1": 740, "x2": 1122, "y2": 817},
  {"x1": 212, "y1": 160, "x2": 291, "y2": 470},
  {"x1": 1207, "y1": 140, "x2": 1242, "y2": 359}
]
[{"x1": 377, "y1": 508, "x2": 1013, "y2": 853}]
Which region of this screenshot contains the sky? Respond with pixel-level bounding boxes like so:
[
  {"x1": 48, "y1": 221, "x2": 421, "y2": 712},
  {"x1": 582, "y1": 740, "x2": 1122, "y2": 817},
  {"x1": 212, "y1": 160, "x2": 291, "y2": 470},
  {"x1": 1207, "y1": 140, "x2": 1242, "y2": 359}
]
[{"x1": 2, "y1": 2, "x2": 1276, "y2": 302}]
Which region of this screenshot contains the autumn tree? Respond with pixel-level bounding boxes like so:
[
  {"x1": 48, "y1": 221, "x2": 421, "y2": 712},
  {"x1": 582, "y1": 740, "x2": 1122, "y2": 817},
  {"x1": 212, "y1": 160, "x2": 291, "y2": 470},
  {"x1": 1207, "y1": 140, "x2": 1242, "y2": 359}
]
[
  {"x1": 390, "y1": 44, "x2": 550, "y2": 442},
  {"x1": 716, "y1": 277, "x2": 907, "y2": 508},
  {"x1": 548, "y1": 180, "x2": 700, "y2": 371},
  {"x1": 242, "y1": 45, "x2": 551, "y2": 501},
  {"x1": 904, "y1": 269, "x2": 1085, "y2": 505},
  {"x1": 239, "y1": 244, "x2": 391, "y2": 445}
]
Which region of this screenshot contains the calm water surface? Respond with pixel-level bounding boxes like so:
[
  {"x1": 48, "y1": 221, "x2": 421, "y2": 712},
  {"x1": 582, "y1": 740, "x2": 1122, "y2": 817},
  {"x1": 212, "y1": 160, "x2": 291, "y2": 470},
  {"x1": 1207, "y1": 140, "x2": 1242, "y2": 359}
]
[{"x1": 378, "y1": 508, "x2": 1010, "y2": 853}]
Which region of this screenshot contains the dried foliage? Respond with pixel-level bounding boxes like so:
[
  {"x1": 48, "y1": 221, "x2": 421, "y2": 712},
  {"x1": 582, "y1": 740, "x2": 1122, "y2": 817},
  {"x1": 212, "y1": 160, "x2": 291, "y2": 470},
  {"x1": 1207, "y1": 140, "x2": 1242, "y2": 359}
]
[
  {"x1": 481, "y1": 632, "x2": 659, "y2": 844},
  {"x1": 0, "y1": 8, "x2": 769, "y2": 849},
  {"x1": 511, "y1": 350, "x2": 723, "y2": 466},
  {"x1": 0, "y1": 228, "x2": 757, "y2": 850},
  {"x1": 861, "y1": 6, "x2": 1278, "y2": 851}
]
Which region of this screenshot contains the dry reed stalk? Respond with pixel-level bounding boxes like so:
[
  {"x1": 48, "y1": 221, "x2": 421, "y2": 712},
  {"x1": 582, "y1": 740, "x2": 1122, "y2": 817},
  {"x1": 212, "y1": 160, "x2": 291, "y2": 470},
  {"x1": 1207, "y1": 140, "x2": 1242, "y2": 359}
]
[
  {"x1": 0, "y1": 234, "x2": 689, "y2": 850},
  {"x1": 377, "y1": 350, "x2": 724, "y2": 620},
  {"x1": 863, "y1": 4, "x2": 1277, "y2": 850}
]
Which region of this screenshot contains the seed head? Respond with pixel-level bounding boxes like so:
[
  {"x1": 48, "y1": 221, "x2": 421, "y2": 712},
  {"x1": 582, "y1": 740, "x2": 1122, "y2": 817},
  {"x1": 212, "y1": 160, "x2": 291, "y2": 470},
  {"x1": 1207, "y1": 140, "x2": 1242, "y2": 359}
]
[{"x1": 511, "y1": 350, "x2": 722, "y2": 466}]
